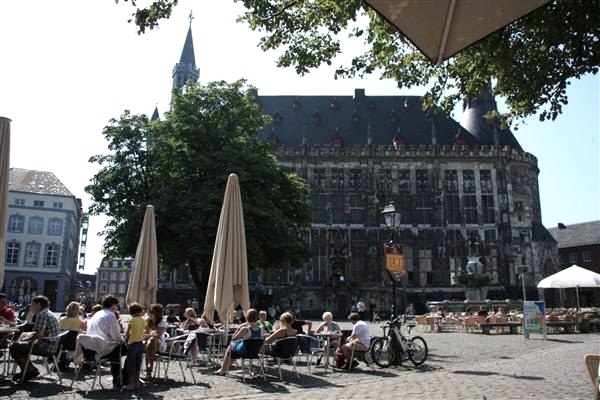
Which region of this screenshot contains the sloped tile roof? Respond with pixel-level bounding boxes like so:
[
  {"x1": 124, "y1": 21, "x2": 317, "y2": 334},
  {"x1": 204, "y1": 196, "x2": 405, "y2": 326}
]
[
  {"x1": 9, "y1": 168, "x2": 74, "y2": 197},
  {"x1": 547, "y1": 220, "x2": 600, "y2": 248}
]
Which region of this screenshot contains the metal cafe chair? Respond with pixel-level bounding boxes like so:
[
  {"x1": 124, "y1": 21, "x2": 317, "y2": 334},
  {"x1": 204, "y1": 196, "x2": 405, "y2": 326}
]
[
  {"x1": 155, "y1": 333, "x2": 197, "y2": 383},
  {"x1": 235, "y1": 338, "x2": 266, "y2": 382},
  {"x1": 17, "y1": 330, "x2": 70, "y2": 384},
  {"x1": 70, "y1": 343, "x2": 123, "y2": 390},
  {"x1": 295, "y1": 334, "x2": 323, "y2": 373},
  {"x1": 265, "y1": 336, "x2": 299, "y2": 381}
]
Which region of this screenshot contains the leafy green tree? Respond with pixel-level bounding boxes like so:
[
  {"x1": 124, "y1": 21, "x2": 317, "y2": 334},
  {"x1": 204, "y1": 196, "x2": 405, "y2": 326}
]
[
  {"x1": 117, "y1": 0, "x2": 599, "y2": 125},
  {"x1": 86, "y1": 79, "x2": 312, "y2": 296}
]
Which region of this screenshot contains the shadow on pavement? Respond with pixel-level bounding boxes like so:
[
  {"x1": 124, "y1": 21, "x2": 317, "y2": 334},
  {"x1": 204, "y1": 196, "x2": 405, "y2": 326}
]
[
  {"x1": 546, "y1": 338, "x2": 583, "y2": 344},
  {"x1": 453, "y1": 370, "x2": 544, "y2": 381}
]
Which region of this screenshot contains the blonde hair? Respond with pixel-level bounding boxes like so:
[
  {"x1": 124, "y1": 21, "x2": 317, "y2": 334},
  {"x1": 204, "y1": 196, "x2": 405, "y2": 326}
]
[
  {"x1": 184, "y1": 307, "x2": 198, "y2": 319},
  {"x1": 66, "y1": 301, "x2": 81, "y2": 318},
  {"x1": 322, "y1": 311, "x2": 333, "y2": 321},
  {"x1": 279, "y1": 312, "x2": 293, "y2": 325}
]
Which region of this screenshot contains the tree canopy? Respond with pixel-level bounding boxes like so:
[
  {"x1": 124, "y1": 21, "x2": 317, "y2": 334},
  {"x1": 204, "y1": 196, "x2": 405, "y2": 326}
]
[
  {"x1": 118, "y1": 0, "x2": 599, "y2": 126},
  {"x1": 86, "y1": 79, "x2": 312, "y2": 295}
]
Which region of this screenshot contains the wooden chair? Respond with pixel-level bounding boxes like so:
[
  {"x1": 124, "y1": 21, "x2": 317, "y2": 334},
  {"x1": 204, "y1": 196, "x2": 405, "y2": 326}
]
[{"x1": 584, "y1": 354, "x2": 600, "y2": 400}]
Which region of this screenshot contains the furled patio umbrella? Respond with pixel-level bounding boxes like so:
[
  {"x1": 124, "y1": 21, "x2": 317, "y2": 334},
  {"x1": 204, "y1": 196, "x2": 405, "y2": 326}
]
[
  {"x1": 537, "y1": 265, "x2": 600, "y2": 310},
  {"x1": 203, "y1": 173, "x2": 250, "y2": 325},
  {"x1": 363, "y1": 0, "x2": 550, "y2": 65},
  {"x1": 0, "y1": 117, "x2": 10, "y2": 290},
  {"x1": 126, "y1": 205, "x2": 158, "y2": 307}
]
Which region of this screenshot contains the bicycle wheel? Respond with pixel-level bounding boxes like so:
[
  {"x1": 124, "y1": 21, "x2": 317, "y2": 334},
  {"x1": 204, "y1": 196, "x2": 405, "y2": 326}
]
[
  {"x1": 407, "y1": 336, "x2": 428, "y2": 366},
  {"x1": 370, "y1": 336, "x2": 395, "y2": 368}
]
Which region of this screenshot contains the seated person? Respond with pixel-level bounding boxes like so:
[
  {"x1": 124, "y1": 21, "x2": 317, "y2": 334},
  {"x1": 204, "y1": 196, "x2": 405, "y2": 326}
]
[
  {"x1": 263, "y1": 312, "x2": 297, "y2": 356},
  {"x1": 10, "y1": 295, "x2": 60, "y2": 382},
  {"x1": 340, "y1": 312, "x2": 370, "y2": 369},
  {"x1": 59, "y1": 301, "x2": 85, "y2": 332},
  {"x1": 257, "y1": 310, "x2": 273, "y2": 333},
  {"x1": 81, "y1": 304, "x2": 102, "y2": 332},
  {"x1": 0, "y1": 292, "x2": 16, "y2": 348},
  {"x1": 144, "y1": 303, "x2": 168, "y2": 379},
  {"x1": 215, "y1": 309, "x2": 263, "y2": 375},
  {"x1": 314, "y1": 311, "x2": 341, "y2": 365},
  {"x1": 165, "y1": 306, "x2": 181, "y2": 324},
  {"x1": 290, "y1": 311, "x2": 312, "y2": 334},
  {"x1": 180, "y1": 307, "x2": 205, "y2": 331}
]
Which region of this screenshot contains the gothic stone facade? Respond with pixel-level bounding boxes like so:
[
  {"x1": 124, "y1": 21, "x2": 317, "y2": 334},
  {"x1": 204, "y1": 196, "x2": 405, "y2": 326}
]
[{"x1": 250, "y1": 90, "x2": 558, "y2": 316}]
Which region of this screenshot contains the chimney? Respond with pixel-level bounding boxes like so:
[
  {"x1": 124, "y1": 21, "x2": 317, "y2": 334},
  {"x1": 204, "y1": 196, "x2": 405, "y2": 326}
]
[{"x1": 558, "y1": 223, "x2": 567, "y2": 229}]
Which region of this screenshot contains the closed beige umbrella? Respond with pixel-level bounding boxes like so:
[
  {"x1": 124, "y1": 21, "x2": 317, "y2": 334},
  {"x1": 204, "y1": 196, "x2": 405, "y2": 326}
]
[
  {"x1": 204, "y1": 173, "x2": 250, "y2": 324},
  {"x1": 126, "y1": 205, "x2": 158, "y2": 307},
  {"x1": 0, "y1": 117, "x2": 10, "y2": 290}
]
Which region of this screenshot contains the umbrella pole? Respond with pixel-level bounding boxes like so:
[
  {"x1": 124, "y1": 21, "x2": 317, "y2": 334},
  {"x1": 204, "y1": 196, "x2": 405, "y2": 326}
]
[{"x1": 575, "y1": 286, "x2": 580, "y2": 312}]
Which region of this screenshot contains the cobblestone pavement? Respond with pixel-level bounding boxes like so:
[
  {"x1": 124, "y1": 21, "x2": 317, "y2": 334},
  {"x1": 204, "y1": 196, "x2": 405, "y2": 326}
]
[{"x1": 0, "y1": 323, "x2": 597, "y2": 400}]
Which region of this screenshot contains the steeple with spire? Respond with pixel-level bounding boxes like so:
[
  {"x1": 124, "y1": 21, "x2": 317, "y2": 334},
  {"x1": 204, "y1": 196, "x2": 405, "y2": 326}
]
[{"x1": 172, "y1": 11, "x2": 200, "y2": 90}]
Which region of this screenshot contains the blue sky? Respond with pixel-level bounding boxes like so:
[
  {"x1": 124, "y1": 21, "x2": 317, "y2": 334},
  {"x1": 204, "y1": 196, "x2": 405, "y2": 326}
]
[{"x1": 0, "y1": 1, "x2": 598, "y2": 274}]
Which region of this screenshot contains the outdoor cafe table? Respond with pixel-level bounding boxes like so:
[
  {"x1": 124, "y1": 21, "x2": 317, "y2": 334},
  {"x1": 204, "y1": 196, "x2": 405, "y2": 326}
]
[{"x1": 314, "y1": 331, "x2": 341, "y2": 372}]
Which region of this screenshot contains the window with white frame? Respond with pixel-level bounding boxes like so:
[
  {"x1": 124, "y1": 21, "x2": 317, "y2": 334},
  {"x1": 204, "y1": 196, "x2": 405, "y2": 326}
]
[
  {"x1": 100, "y1": 283, "x2": 108, "y2": 293},
  {"x1": 6, "y1": 241, "x2": 20, "y2": 265},
  {"x1": 52, "y1": 202, "x2": 63, "y2": 209},
  {"x1": 8, "y1": 215, "x2": 24, "y2": 233},
  {"x1": 109, "y1": 283, "x2": 117, "y2": 294},
  {"x1": 24, "y1": 242, "x2": 40, "y2": 267},
  {"x1": 100, "y1": 271, "x2": 107, "y2": 280},
  {"x1": 47, "y1": 218, "x2": 63, "y2": 236},
  {"x1": 44, "y1": 243, "x2": 60, "y2": 267},
  {"x1": 583, "y1": 251, "x2": 592, "y2": 262},
  {"x1": 118, "y1": 284, "x2": 126, "y2": 294},
  {"x1": 28, "y1": 216, "x2": 43, "y2": 234},
  {"x1": 14, "y1": 198, "x2": 25, "y2": 205},
  {"x1": 33, "y1": 200, "x2": 44, "y2": 207},
  {"x1": 110, "y1": 271, "x2": 117, "y2": 281},
  {"x1": 569, "y1": 252, "x2": 577, "y2": 264},
  {"x1": 119, "y1": 271, "x2": 128, "y2": 281}
]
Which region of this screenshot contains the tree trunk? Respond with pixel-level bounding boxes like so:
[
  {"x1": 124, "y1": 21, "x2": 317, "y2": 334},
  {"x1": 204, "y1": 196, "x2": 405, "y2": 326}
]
[{"x1": 189, "y1": 259, "x2": 211, "y2": 307}]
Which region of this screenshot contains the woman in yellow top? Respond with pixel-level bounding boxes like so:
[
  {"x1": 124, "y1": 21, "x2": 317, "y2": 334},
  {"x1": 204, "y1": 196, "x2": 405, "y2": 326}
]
[
  {"x1": 123, "y1": 303, "x2": 146, "y2": 390},
  {"x1": 59, "y1": 301, "x2": 85, "y2": 332}
]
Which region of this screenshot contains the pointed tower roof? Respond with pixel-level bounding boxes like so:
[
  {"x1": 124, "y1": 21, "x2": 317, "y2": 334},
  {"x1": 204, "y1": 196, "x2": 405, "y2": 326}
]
[
  {"x1": 151, "y1": 106, "x2": 160, "y2": 121},
  {"x1": 172, "y1": 12, "x2": 200, "y2": 90},
  {"x1": 460, "y1": 83, "x2": 523, "y2": 151},
  {"x1": 179, "y1": 25, "x2": 197, "y2": 67}
]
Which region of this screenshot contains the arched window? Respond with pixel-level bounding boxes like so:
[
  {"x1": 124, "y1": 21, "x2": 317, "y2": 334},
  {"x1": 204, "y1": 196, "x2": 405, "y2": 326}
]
[
  {"x1": 24, "y1": 241, "x2": 41, "y2": 267},
  {"x1": 28, "y1": 216, "x2": 44, "y2": 234},
  {"x1": 6, "y1": 240, "x2": 20, "y2": 265},
  {"x1": 8, "y1": 214, "x2": 24, "y2": 233},
  {"x1": 47, "y1": 218, "x2": 63, "y2": 236},
  {"x1": 44, "y1": 242, "x2": 60, "y2": 267},
  {"x1": 9, "y1": 276, "x2": 38, "y2": 303}
]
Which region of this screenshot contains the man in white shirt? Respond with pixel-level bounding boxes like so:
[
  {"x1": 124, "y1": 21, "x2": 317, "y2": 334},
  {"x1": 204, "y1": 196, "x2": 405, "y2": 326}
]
[
  {"x1": 341, "y1": 312, "x2": 370, "y2": 369},
  {"x1": 85, "y1": 295, "x2": 125, "y2": 389}
]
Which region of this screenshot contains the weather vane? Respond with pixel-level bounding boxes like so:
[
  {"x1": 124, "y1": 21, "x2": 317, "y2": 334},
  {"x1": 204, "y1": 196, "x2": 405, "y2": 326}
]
[{"x1": 188, "y1": 11, "x2": 194, "y2": 26}]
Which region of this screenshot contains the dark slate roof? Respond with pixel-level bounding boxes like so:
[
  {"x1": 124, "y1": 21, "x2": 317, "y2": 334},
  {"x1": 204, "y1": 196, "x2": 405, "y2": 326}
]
[
  {"x1": 151, "y1": 106, "x2": 160, "y2": 121},
  {"x1": 255, "y1": 89, "x2": 480, "y2": 146},
  {"x1": 532, "y1": 222, "x2": 557, "y2": 243},
  {"x1": 179, "y1": 26, "x2": 197, "y2": 67},
  {"x1": 9, "y1": 168, "x2": 74, "y2": 196},
  {"x1": 548, "y1": 221, "x2": 600, "y2": 248},
  {"x1": 460, "y1": 86, "x2": 523, "y2": 151}
]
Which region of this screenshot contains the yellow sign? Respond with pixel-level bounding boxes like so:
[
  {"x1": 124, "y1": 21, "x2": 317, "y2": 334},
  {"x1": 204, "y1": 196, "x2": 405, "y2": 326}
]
[{"x1": 385, "y1": 253, "x2": 405, "y2": 273}]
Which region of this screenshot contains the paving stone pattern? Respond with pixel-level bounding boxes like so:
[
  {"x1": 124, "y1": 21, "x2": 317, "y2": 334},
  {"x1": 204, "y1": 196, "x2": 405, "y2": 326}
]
[{"x1": 0, "y1": 322, "x2": 597, "y2": 400}]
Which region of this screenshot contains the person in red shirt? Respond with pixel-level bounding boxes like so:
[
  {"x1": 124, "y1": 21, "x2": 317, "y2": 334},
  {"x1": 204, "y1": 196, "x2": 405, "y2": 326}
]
[{"x1": 0, "y1": 292, "x2": 17, "y2": 348}]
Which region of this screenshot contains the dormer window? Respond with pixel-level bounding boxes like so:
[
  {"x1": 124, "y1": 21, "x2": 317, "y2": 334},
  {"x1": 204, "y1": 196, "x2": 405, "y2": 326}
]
[
  {"x1": 330, "y1": 99, "x2": 339, "y2": 110},
  {"x1": 351, "y1": 111, "x2": 360, "y2": 124},
  {"x1": 273, "y1": 112, "x2": 282, "y2": 125},
  {"x1": 312, "y1": 111, "x2": 321, "y2": 125},
  {"x1": 292, "y1": 99, "x2": 301, "y2": 110}
]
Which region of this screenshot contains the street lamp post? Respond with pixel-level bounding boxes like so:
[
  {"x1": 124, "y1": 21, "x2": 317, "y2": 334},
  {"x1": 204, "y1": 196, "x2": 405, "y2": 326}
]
[{"x1": 382, "y1": 201, "x2": 402, "y2": 319}]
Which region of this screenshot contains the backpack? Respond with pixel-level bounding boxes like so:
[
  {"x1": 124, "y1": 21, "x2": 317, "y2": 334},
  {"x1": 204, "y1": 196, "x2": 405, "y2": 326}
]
[{"x1": 334, "y1": 347, "x2": 345, "y2": 368}]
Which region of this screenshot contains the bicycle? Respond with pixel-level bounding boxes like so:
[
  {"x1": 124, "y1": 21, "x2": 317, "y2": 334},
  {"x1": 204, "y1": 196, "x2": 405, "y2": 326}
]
[{"x1": 370, "y1": 315, "x2": 428, "y2": 367}]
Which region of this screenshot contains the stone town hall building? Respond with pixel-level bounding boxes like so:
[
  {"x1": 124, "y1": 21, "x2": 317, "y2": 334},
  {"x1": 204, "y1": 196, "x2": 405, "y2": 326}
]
[{"x1": 168, "y1": 23, "x2": 559, "y2": 315}]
